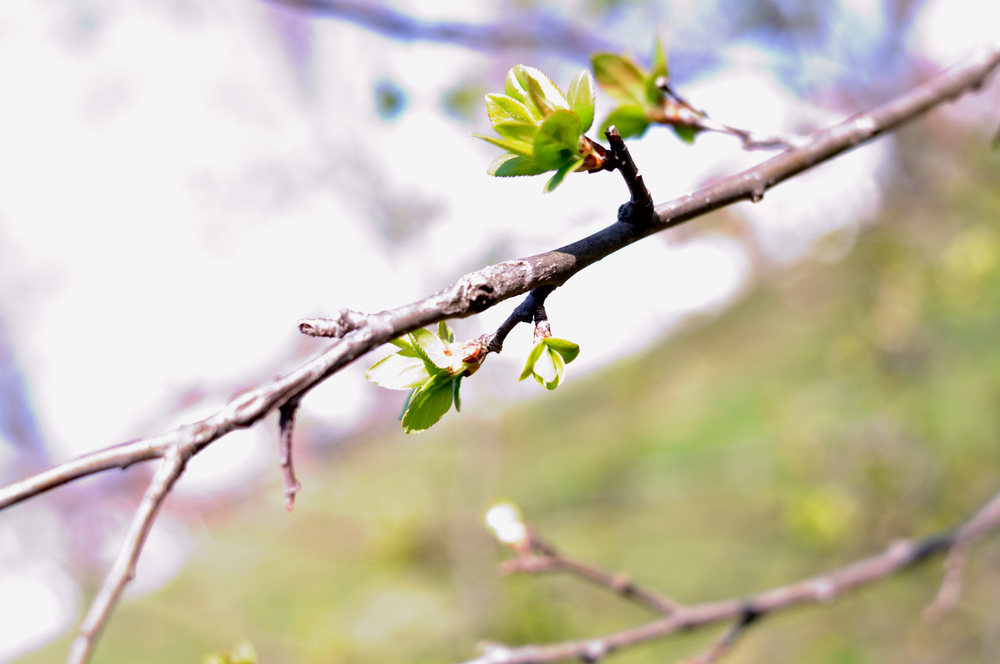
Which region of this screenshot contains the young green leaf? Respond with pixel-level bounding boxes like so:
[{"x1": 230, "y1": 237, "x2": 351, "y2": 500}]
[
  {"x1": 409, "y1": 328, "x2": 451, "y2": 371},
  {"x1": 567, "y1": 70, "x2": 595, "y2": 133},
  {"x1": 513, "y1": 65, "x2": 569, "y2": 115},
  {"x1": 493, "y1": 122, "x2": 539, "y2": 144},
  {"x1": 453, "y1": 375, "x2": 462, "y2": 412},
  {"x1": 592, "y1": 53, "x2": 647, "y2": 106},
  {"x1": 544, "y1": 338, "x2": 581, "y2": 363},
  {"x1": 503, "y1": 68, "x2": 531, "y2": 110},
  {"x1": 533, "y1": 110, "x2": 582, "y2": 170},
  {"x1": 488, "y1": 153, "x2": 549, "y2": 177},
  {"x1": 672, "y1": 124, "x2": 699, "y2": 144},
  {"x1": 401, "y1": 378, "x2": 455, "y2": 433},
  {"x1": 486, "y1": 94, "x2": 536, "y2": 125},
  {"x1": 600, "y1": 105, "x2": 652, "y2": 139},
  {"x1": 519, "y1": 338, "x2": 580, "y2": 390},
  {"x1": 365, "y1": 353, "x2": 431, "y2": 390},
  {"x1": 472, "y1": 132, "x2": 535, "y2": 159},
  {"x1": 645, "y1": 36, "x2": 670, "y2": 105},
  {"x1": 544, "y1": 157, "x2": 585, "y2": 193},
  {"x1": 437, "y1": 320, "x2": 454, "y2": 343}
]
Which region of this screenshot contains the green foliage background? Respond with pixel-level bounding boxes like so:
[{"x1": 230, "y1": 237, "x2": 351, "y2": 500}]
[{"x1": 19, "y1": 137, "x2": 1000, "y2": 663}]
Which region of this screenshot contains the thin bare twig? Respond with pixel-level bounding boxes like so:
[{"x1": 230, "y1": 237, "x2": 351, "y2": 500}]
[
  {"x1": 278, "y1": 397, "x2": 302, "y2": 511},
  {"x1": 684, "y1": 610, "x2": 759, "y2": 664},
  {"x1": 2, "y1": 48, "x2": 997, "y2": 517},
  {"x1": 655, "y1": 78, "x2": 802, "y2": 151},
  {"x1": 501, "y1": 528, "x2": 678, "y2": 615},
  {"x1": 66, "y1": 445, "x2": 189, "y2": 664},
  {"x1": 459, "y1": 487, "x2": 1000, "y2": 664}
]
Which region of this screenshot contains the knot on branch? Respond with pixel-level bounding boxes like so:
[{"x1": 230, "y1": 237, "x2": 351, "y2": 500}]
[{"x1": 297, "y1": 308, "x2": 370, "y2": 338}]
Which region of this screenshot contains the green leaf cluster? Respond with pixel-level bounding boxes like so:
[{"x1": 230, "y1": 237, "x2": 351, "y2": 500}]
[
  {"x1": 366, "y1": 322, "x2": 486, "y2": 434},
  {"x1": 519, "y1": 337, "x2": 580, "y2": 390},
  {"x1": 474, "y1": 65, "x2": 601, "y2": 192},
  {"x1": 592, "y1": 38, "x2": 697, "y2": 142}
]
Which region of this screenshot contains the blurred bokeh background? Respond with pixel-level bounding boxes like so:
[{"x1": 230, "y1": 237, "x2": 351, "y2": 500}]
[{"x1": 2, "y1": 0, "x2": 1000, "y2": 662}]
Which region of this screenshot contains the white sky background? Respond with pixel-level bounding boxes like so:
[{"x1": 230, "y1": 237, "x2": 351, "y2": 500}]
[{"x1": 0, "y1": 0, "x2": 997, "y2": 660}]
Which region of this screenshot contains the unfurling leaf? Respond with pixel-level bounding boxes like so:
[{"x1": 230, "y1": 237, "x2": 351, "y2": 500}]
[
  {"x1": 520, "y1": 337, "x2": 580, "y2": 390},
  {"x1": 592, "y1": 53, "x2": 647, "y2": 106},
  {"x1": 488, "y1": 153, "x2": 549, "y2": 177},
  {"x1": 601, "y1": 105, "x2": 652, "y2": 139},
  {"x1": 365, "y1": 353, "x2": 431, "y2": 390},
  {"x1": 401, "y1": 376, "x2": 455, "y2": 433},
  {"x1": 476, "y1": 65, "x2": 605, "y2": 192},
  {"x1": 366, "y1": 324, "x2": 489, "y2": 433},
  {"x1": 533, "y1": 110, "x2": 582, "y2": 170},
  {"x1": 567, "y1": 70, "x2": 596, "y2": 133},
  {"x1": 544, "y1": 157, "x2": 585, "y2": 194}
]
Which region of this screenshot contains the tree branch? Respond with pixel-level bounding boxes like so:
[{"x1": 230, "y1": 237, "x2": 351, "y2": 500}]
[
  {"x1": 1, "y1": 47, "x2": 996, "y2": 515},
  {"x1": 459, "y1": 485, "x2": 1000, "y2": 664},
  {"x1": 66, "y1": 445, "x2": 189, "y2": 664},
  {"x1": 500, "y1": 527, "x2": 678, "y2": 615},
  {"x1": 264, "y1": 0, "x2": 614, "y2": 62}
]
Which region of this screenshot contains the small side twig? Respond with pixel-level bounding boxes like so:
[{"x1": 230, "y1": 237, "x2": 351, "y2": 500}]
[
  {"x1": 656, "y1": 77, "x2": 801, "y2": 151},
  {"x1": 298, "y1": 308, "x2": 369, "y2": 338},
  {"x1": 278, "y1": 396, "x2": 302, "y2": 511},
  {"x1": 601, "y1": 127, "x2": 655, "y2": 225},
  {"x1": 67, "y1": 445, "x2": 189, "y2": 664},
  {"x1": 923, "y1": 543, "x2": 968, "y2": 621},
  {"x1": 685, "y1": 608, "x2": 760, "y2": 664},
  {"x1": 500, "y1": 526, "x2": 679, "y2": 615},
  {"x1": 487, "y1": 286, "x2": 555, "y2": 354}
]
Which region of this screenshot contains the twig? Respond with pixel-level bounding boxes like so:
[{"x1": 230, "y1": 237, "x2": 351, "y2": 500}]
[
  {"x1": 922, "y1": 543, "x2": 967, "y2": 622},
  {"x1": 925, "y1": 473, "x2": 1000, "y2": 620},
  {"x1": 2, "y1": 48, "x2": 998, "y2": 516},
  {"x1": 684, "y1": 610, "x2": 759, "y2": 664},
  {"x1": 278, "y1": 397, "x2": 302, "y2": 511},
  {"x1": 66, "y1": 445, "x2": 189, "y2": 664},
  {"x1": 501, "y1": 528, "x2": 678, "y2": 615},
  {"x1": 459, "y1": 486, "x2": 1000, "y2": 664},
  {"x1": 487, "y1": 287, "x2": 554, "y2": 354},
  {"x1": 655, "y1": 78, "x2": 801, "y2": 151},
  {"x1": 602, "y1": 127, "x2": 655, "y2": 225}
]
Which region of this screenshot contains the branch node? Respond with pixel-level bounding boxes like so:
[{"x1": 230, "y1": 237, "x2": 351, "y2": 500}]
[
  {"x1": 488, "y1": 286, "x2": 555, "y2": 354},
  {"x1": 297, "y1": 308, "x2": 369, "y2": 338}
]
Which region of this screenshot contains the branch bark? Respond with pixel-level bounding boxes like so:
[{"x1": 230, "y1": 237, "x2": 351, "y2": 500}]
[{"x1": 66, "y1": 445, "x2": 189, "y2": 664}]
